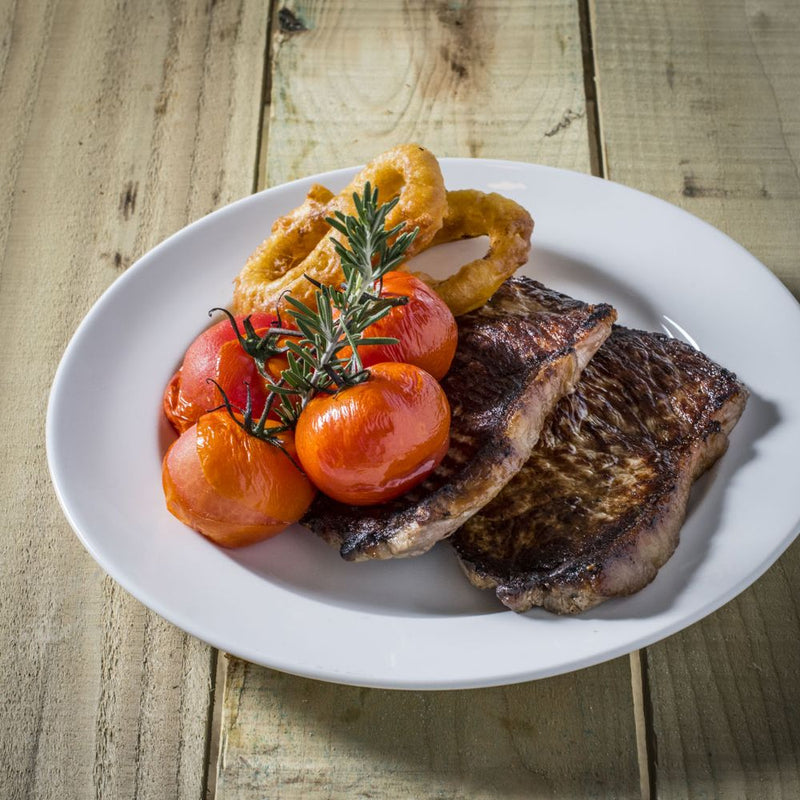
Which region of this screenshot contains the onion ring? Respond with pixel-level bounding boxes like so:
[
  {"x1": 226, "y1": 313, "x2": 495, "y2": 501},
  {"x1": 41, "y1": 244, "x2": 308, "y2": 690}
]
[
  {"x1": 411, "y1": 189, "x2": 534, "y2": 316},
  {"x1": 233, "y1": 183, "x2": 336, "y2": 315},
  {"x1": 233, "y1": 144, "x2": 447, "y2": 315}
]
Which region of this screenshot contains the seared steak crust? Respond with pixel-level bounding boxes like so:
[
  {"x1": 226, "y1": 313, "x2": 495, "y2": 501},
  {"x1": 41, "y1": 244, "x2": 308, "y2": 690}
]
[
  {"x1": 452, "y1": 326, "x2": 748, "y2": 614},
  {"x1": 302, "y1": 278, "x2": 616, "y2": 560}
]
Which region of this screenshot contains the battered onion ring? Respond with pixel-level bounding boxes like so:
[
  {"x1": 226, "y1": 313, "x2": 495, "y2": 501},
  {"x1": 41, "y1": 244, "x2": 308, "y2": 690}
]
[
  {"x1": 233, "y1": 183, "x2": 336, "y2": 315},
  {"x1": 410, "y1": 189, "x2": 534, "y2": 316},
  {"x1": 233, "y1": 144, "x2": 447, "y2": 315}
]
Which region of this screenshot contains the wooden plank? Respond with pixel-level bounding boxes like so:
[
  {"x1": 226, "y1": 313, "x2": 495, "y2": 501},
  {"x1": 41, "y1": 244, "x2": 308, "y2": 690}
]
[
  {"x1": 0, "y1": 1, "x2": 267, "y2": 798},
  {"x1": 217, "y1": 656, "x2": 640, "y2": 799},
  {"x1": 642, "y1": 548, "x2": 800, "y2": 797},
  {"x1": 213, "y1": 2, "x2": 641, "y2": 797},
  {"x1": 260, "y1": 0, "x2": 594, "y2": 186},
  {"x1": 591, "y1": 0, "x2": 800, "y2": 795},
  {"x1": 591, "y1": 0, "x2": 800, "y2": 299}
]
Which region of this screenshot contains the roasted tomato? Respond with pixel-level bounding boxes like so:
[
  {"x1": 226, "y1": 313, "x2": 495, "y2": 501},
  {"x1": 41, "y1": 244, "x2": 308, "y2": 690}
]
[
  {"x1": 338, "y1": 271, "x2": 457, "y2": 381},
  {"x1": 162, "y1": 410, "x2": 316, "y2": 547},
  {"x1": 164, "y1": 312, "x2": 281, "y2": 433},
  {"x1": 295, "y1": 362, "x2": 451, "y2": 505}
]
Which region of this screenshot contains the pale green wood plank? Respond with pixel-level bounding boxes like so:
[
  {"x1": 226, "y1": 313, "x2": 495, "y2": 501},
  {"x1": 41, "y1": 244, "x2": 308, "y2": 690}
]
[
  {"x1": 642, "y1": 546, "x2": 800, "y2": 797},
  {"x1": 0, "y1": 1, "x2": 267, "y2": 797},
  {"x1": 214, "y1": 2, "x2": 641, "y2": 797},
  {"x1": 592, "y1": 0, "x2": 800, "y2": 795},
  {"x1": 261, "y1": 0, "x2": 593, "y2": 186},
  {"x1": 218, "y1": 656, "x2": 641, "y2": 799},
  {"x1": 592, "y1": 0, "x2": 800, "y2": 299}
]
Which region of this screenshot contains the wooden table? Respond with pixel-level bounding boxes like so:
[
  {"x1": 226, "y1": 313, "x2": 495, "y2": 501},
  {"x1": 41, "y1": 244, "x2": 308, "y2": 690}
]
[{"x1": 3, "y1": 1, "x2": 799, "y2": 797}]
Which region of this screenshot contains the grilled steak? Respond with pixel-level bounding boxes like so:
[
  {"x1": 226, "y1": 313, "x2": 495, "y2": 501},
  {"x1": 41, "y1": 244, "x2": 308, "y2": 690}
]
[
  {"x1": 302, "y1": 278, "x2": 616, "y2": 560},
  {"x1": 451, "y1": 326, "x2": 748, "y2": 614}
]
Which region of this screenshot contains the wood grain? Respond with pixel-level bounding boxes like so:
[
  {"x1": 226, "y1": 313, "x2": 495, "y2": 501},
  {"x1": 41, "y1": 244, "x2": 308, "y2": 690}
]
[
  {"x1": 643, "y1": 546, "x2": 800, "y2": 798},
  {"x1": 217, "y1": 656, "x2": 640, "y2": 799},
  {"x1": 213, "y1": 2, "x2": 641, "y2": 797},
  {"x1": 0, "y1": 1, "x2": 266, "y2": 797},
  {"x1": 260, "y1": 0, "x2": 594, "y2": 187},
  {"x1": 591, "y1": 0, "x2": 800, "y2": 299},
  {"x1": 591, "y1": 0, "x2": 800, "y2": 795}
]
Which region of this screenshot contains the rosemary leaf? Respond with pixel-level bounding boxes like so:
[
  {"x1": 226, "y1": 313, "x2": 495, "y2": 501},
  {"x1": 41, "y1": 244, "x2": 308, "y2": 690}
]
[
  {"x1": 354, "y1": 336, "x2": 401, "y2": 347},
  {"x1": 221, "y1": 185, "x2": 420, "y2": 443},
  {"x1": 284, "y1": 341, "x2": 318, "y2": 368}
]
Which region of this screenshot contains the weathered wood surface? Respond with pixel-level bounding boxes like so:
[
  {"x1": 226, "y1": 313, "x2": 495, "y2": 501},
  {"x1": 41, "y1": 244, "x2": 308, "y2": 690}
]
[
  {"x1": 4, "y1": 0, "x2": 800, "y2": 797},
  {"x1": 592, "y1": 0, "x2": 800, "y2": 795},
  {"x1": 0, "y1": 1, "x2": 266, "y2": 798},
  {"x1": 591, "y1": 0, "x2": 800, "y2": 300},
  {"x1": 217, "y1": 656, "x2": 640, "y2": 799},
  {"x1": 261, "y1": 0, "x2": 594, "y2": 184},
  {"x1": 213, "y1": 2, "x2": 641, "y2": 798}
]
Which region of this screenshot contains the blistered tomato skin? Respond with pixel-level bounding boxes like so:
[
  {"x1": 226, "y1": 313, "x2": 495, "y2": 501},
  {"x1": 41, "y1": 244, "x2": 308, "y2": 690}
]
[
  {"x1": 164, "y1": 311, "x2": 281, "y2": 434},
  {"x1": 339, "y1": 272, "x2": 457, "y2": 381},
  {"x1": 294, "y1": 362, "x2": 451, "y2": 506},
  {"x1": 163, "y1": 427, "x2": 273, "y2": 547},
  {"x1": 163, "y1": 410, "x2": 316, "y2": 547}
]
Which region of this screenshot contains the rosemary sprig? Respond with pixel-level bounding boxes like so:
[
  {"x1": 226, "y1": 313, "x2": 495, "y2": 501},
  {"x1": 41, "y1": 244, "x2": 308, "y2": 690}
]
[
  {"x1": 283, "y1": 182, "x2": 416, "y2": 400},
  {"x1": 208, "y1": 306, "x2": 295, "y2": 373},
  {"x1": 211, "y1": 183, "x2": 418, "y2": 441}
]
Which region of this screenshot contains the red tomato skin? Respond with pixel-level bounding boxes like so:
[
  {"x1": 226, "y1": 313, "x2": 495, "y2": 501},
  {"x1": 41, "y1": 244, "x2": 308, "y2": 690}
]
[
  {"x1": 294, "y1": 362, "x2": 451, "y2": 506},
  {"x1": 341, "y1": 272, "x2": 457, "y2": 381},
  {"x1": 163, "y1": 423, "x2": 274, "y2": 547},
  {"x1": 162, "y1": 410, "x2": 316, "y2": 547},
  {"x1": 164, "y1": 311, "x2": 280, "y2": 433}
]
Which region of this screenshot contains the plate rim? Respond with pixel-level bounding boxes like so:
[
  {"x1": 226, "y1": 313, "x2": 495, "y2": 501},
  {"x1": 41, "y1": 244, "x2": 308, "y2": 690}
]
[{"x1": 47, "y1": 157, "x2": 800, "y2": 689}]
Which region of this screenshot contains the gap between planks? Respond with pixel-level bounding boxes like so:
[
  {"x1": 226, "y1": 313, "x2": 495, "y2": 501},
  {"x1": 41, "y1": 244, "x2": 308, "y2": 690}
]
[
  {"x1": 630, "y1": 650, "x2": 657, "y2": 800},
  {"x1": 580, "y1": 0, "x2": 655, "y2": 796},
  {"x1": 578, "y1": 0, "x2": 606, "y2": 178},
  {"x1": 252, "y1": 0, "x2": 278, "y2": 195},
  {"x1": 204, "y1": 651, "x2": 228, "y2": 800}
]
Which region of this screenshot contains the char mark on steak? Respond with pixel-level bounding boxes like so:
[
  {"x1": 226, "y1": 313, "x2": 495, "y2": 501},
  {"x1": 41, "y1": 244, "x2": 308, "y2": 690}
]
[
  {"x1": 302, "y1": 278, "x2": 617, "y2": 560},
  {"x1": 451, "y1": 325, "x2": 748, "y2": 614}
]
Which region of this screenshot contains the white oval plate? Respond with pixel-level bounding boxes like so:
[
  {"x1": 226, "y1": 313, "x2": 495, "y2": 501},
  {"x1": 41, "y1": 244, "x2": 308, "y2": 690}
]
[{"x1": 48, "y1": 159, "x2": 800, "y2": 690}]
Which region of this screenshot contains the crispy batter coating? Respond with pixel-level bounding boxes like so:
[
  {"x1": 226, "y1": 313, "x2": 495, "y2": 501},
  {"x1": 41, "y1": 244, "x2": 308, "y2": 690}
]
[
  {"x1": 238, "y1": 184, "x2": 335, "y2": 288},
  {"x1": 232, "y1": 144, "x2": 446, "y2": 315},
  {"x1": 410, "y1": 189, "x2": 534, "y2": 316}
]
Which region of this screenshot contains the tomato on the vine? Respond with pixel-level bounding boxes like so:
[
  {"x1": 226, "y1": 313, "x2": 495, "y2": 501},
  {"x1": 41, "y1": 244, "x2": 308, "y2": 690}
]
[
  {"x1": 339, "y1": 271, "x2": 457, "y2": 381},
  {"x1": 162, "y1": 410, "x2": 316, "y2": 547},
  {"x1": 164, "y1": 311, "x2": 283, "y2": 433},
  {"x1": 294, "y1": 361, "x2": 451, "y2": 506}
]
